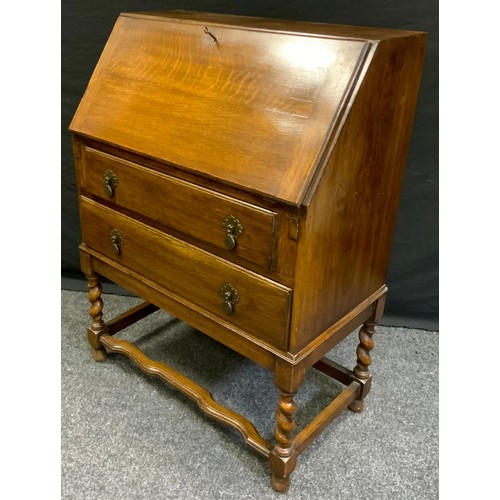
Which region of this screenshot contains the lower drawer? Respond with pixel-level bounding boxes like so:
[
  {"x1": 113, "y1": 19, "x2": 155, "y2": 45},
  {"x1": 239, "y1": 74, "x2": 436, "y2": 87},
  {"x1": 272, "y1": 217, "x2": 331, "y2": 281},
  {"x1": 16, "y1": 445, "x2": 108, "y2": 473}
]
[{"x1": 80, "y1": 197, "x2": 292, "y2": 349}]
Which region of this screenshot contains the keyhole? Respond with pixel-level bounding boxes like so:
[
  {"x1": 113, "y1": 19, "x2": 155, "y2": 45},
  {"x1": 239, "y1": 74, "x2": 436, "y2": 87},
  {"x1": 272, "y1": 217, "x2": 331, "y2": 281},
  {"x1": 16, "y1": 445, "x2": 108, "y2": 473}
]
[{"x1": 204, "y1": 26, "x2": 218, "y2": 44}]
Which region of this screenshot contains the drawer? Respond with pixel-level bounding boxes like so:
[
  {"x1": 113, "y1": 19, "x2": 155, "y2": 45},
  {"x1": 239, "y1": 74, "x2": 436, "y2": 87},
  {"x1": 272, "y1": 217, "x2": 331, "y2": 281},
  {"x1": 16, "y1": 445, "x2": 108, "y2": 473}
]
[
  {"x1": 80, "y1": 198, "x2": 292, "y2": 349},
  {"x1": 82, "y1": 147, "x2": 278, "y2": 270}
]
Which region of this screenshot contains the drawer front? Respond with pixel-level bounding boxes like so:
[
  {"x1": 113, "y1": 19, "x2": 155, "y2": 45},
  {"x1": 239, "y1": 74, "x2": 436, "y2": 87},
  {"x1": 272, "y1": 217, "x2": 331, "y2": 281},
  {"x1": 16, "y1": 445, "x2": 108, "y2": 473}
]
[
  {"x1": 80, "y1": 198, "x2": 291, "y2": 349},
  {"x1": 82, "y1": 147, "x2": 278, "y2": 270}
]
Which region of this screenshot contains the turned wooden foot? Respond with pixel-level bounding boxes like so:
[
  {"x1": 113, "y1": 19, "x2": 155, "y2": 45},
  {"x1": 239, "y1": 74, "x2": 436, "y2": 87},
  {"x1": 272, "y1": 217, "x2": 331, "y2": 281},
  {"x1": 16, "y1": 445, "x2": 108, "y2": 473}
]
[
  {"x1": 348, "y1": 399, "x2": 365, "y2": 413},
  {"x1": 269, "y1": 389, "x2": 298, "y2": 492},
  {"x1": 86, "y1": 274, "x2": 108, "y2": 362},
  {"x1": 349, "y1": 321, "x2": 376, "y2": 412},
  {"x1": 91, "y1": 347, "x2": 107, "y2": 362},
  {"x1": 271, "y1": 473, "x2": 291, "y2": 493}
]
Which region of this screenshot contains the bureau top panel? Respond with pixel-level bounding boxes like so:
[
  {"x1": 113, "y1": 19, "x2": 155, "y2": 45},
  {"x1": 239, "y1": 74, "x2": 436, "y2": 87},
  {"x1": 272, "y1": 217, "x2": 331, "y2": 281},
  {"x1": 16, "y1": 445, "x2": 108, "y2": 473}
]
[{"x1": 70, "y1": 12, "x2": 370, "y2": 204}]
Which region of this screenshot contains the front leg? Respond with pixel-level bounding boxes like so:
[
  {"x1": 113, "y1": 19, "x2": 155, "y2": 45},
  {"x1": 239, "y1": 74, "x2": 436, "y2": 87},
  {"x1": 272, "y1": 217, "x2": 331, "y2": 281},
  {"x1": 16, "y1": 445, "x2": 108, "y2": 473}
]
[
  {"x1": 268, "y1": 362, "x2": 305, "y2": 493},
  {"x1": 269, "y1": 389, "x2": 298, "y2": 492},
  {"x1": 86, "y1": 274, "x2": 108, "y2": 362},
  {"x1": 349, "y1": 320, "x2": 376, "y2": 412}
]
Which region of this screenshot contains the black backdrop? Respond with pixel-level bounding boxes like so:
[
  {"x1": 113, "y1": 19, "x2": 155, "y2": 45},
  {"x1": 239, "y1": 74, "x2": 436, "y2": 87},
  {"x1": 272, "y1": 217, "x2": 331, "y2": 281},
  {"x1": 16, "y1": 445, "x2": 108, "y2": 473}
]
[{"x1": 62, "y1": 0, "x2": 438, "y2": 329}]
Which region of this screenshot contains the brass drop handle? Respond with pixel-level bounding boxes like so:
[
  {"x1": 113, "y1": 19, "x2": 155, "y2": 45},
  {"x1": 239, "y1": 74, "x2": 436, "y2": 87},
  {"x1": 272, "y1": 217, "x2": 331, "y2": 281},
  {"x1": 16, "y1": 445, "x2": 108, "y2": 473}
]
[
  {"x1": 222, "y1": 215, "x2": 243, "y2": 250},
  {"x1": 219, "y1": 283, "x2": 240, "y2": 316},
  {"x1": 103, "y1": 169, "x2": 118, "y2": 198},
  {"x1": 225, "y1": 225, "x2": 236, "y2": 250},
  {"x1": 109, "y1": 229, "x2": 123, "y2": 255}
]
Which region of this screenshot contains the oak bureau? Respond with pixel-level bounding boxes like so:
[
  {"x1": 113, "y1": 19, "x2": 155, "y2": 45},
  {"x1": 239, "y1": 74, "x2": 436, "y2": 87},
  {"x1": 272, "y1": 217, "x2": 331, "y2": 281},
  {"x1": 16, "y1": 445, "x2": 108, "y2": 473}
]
[{"x1": 69, "y1": 10, "x2": 426, "y2": 492}]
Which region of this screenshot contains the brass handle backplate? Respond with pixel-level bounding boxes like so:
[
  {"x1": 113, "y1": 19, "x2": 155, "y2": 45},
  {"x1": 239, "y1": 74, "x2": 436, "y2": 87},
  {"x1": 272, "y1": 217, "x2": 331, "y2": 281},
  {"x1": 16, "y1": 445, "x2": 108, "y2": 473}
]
[
  {"x1": 109, "y1": 228, "x2": 123, "y2": 255},
  {"x1": 103, "y1": 169, "x2": 118, "y2": 198},
  {"x1": 222, "y1": 215, "x2": 243, "y2": 250},
  {"x1": 219, "y1": 283, "x2": 240, "y2": 316}
]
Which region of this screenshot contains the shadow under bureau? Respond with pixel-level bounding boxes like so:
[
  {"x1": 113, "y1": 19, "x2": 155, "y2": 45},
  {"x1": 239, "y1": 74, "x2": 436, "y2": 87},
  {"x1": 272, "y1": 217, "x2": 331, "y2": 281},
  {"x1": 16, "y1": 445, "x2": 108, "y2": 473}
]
[{"x1": 69, "y1": 10, "x2": 426, "y2": 492}]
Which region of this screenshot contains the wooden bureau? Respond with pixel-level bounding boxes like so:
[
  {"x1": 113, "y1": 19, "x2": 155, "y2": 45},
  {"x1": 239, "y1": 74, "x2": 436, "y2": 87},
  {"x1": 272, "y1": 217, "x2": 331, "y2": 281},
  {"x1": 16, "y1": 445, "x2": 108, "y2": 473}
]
[{"x1": 69, "y1": 10, "x2": 426, "y2": 492}]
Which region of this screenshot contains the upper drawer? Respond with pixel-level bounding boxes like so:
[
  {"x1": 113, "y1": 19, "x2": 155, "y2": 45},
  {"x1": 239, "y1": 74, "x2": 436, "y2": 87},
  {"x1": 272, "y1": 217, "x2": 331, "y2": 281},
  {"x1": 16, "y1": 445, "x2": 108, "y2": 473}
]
[{"x1": 81, "y1": 147, "x2": 278, "y2": 270}]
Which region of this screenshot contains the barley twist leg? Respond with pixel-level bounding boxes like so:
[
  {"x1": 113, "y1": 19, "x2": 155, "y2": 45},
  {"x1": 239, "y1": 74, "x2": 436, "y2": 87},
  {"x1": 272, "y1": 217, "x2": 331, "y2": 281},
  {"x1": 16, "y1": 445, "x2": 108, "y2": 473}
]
[
  {"x1": 269, "y1": 390, "x2": 298, "y2": 492},
  {"x1": 86, "y1": 274, "x2": 107, "y2": 362},
  {"x1": 349, "y1": 321, "x2": 376, "y2": 412}
]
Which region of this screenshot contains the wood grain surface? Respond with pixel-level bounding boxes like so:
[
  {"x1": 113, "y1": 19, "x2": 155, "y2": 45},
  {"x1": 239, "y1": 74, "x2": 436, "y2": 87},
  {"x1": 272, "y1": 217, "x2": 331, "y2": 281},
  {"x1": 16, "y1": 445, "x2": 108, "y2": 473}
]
[
  {"x1": 80, "y1": 197, "x2": 292, "y2": 349},
  {"x1": 82, "y1": 146, "x2": 279, "y2": 270},
  {"x1": 289, "y1": 33, "x2": 427, "y2": 352},
  {"x1": 70, "y1": 13, "x2": 368, "y2": 204}
]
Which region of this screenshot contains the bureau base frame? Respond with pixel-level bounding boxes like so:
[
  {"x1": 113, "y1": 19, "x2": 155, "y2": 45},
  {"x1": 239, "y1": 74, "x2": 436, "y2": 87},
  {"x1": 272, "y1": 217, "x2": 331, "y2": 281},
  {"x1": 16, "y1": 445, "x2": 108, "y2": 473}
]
[{"x1": 84, "y1": 270, "x2": 385, "y2": 493}]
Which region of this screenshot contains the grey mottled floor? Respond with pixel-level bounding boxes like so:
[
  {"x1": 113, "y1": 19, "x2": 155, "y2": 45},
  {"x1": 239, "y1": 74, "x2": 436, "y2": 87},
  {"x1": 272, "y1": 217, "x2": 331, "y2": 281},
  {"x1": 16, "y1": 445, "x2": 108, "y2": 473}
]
[{"x1": 61, "y1": 290, "x2": 438, "y2": 499}]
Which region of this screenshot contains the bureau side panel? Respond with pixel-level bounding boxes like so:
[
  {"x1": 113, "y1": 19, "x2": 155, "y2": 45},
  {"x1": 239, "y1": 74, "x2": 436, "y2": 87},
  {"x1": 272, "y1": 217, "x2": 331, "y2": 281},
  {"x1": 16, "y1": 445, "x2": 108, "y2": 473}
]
[{"x1": 289, "y1": 33, "x2": 427, "y2": 353}]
